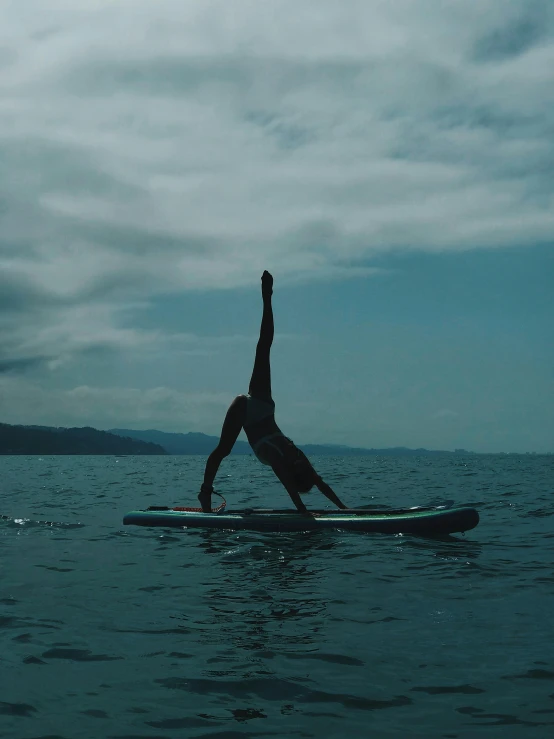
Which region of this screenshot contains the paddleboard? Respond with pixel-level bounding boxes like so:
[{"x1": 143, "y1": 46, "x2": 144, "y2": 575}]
[{"x1": 122, "y1": 504, "x2": 479, "y2": 535}]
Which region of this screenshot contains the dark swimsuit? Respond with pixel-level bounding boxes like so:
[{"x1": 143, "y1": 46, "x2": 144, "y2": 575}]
[{"x1": 243, "y1": 395, "x2": 289, "y2": 465}]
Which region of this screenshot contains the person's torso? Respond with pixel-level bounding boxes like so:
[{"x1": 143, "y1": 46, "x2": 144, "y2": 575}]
[
  {"x1": 243, "y1": 395, "x2": 281, "y2": 446},
  {"x1": 243, "y1": 395, "x2": 294, "y2": 465}
]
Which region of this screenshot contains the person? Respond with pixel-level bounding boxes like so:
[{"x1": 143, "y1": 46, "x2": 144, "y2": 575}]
[{"x1": 198, "y1": 271, "x2": 348, "y2": 514}]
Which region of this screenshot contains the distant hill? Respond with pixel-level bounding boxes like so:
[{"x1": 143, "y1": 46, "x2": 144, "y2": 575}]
[
  {"x1": 0, "y1": 423, "x2": 166, "y2": 455},
  {"x1": 109, "y1": 428, "x2": 251, "y2": 455},
  {"x1": 109, "y1": 428, "x2": 463, "y2": 456}
]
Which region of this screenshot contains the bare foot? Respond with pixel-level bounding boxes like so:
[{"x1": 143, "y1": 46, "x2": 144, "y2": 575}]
[
  {"x1": 262, "y1": 270, "x2": 273, "y2": 298},
  {"x1": 198, "y1": 490, "x2": 212, "y2": 513}
]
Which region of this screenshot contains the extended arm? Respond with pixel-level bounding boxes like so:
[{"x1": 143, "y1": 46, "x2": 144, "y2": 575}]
[
  {"x1": 272, "y1": 463, "x2": 310, "y2": 513},
  {"x1": 315, "y1": 476, "x2": 348, "y2": 509},
  {"x1": 272, "y1": 463, "x2": 347, "y2": 512}
]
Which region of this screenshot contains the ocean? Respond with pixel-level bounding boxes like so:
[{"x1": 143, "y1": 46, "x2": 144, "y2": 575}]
[{"x1": 0, "y1": 453, "x2": 553, "y2": 739}]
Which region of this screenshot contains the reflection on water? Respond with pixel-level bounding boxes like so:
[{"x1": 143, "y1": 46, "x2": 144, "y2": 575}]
[{"x1": 179, "y1": 531, "x2": 334, "y2": 658}]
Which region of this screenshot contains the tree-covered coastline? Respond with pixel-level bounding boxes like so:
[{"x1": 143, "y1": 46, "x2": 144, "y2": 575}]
[{"x1": 0, "y1": 423, "x2": 166, "y2": 455}]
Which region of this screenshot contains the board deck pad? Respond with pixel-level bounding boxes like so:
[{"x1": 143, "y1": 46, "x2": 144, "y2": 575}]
[{"x1": 123, "y1": 505, "x2": 479, "y2": 535}]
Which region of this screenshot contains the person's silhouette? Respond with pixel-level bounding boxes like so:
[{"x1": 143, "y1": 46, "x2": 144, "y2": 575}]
[{"x1": 198, "y1": 271, "x2": 347, "y2": 513}]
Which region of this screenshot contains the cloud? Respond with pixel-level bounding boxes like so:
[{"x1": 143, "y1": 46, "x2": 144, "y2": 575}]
[
  {"x1": 0, "y1": 357, "x2": 52, "y2": 374},
  {"x1": 0, "y1": 289, "x2": 295, "y2": 376},
  {"x1": 1, "y1": 0, "x2": 553, "y2": 382},
  {"x1": 0, "y1": 376, "x2": 232, "y2": 431},
  {"x1": 472, "y1": 1, "x2": 548, "y2": 62}
]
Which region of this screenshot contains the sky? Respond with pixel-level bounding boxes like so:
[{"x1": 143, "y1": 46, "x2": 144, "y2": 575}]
[{"x1": 1, "y1": 0, "x2": 553, "y2": 453}]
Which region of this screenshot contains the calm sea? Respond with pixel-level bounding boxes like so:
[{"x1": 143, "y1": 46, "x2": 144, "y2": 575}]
[{"x1": 0, "y1": 454, "x2": 553, "y2": 739}]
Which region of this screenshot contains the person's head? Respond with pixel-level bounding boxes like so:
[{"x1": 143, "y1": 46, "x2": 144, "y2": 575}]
[
  {"x1": 282, "y1": 442, "x2": 317, "y2": 492},
  {"x1": 291, "y1": 454, "x2": 317, "y2": 493}
]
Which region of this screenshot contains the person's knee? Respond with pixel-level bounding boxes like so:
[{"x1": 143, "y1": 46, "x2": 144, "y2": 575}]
[{"x1": 216, "y1": 442, "x2": 234, "y2": 458}]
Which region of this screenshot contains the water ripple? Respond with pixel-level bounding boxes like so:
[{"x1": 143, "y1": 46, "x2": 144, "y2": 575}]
[{"x1": 1, "y1": 453, "x2": 553, "y2": 738}]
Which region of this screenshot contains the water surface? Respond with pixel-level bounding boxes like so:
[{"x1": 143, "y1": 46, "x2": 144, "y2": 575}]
[{"x1": 1, "y1": 454, "x2": 553, "y2": 738}]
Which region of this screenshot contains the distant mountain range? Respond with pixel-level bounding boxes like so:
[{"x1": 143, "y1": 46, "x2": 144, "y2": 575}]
[
  {"x1": 110, "y1": 428, "x2": 250, "y2": 455},
  {"x1": 0, "y1": 421, "x2": 478, "y2": 456},
  {"x1": 109, "y1": 428, "x2": 469, "y2": 456},
  {"x1": 0, "y1": 422, "x2": 546, "y2": 455},
  {"x1": 0, "y1": 423, "x2": 166, "y2": 455}
]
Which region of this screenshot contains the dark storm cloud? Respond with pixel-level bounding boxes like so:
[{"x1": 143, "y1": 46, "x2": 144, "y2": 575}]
[
  {"x1": 0, "y1": 273, "x2": 55, "y2": 313},
  {"x1": 0, "y1": 356, "x2": 51, "y2": 374},
  {"x1": 61, "y1": 54, "x2": 369, "y2": 100},
  {"x1": 0, "y1": 137, "x2": 142, "y2": 208},
  {"x1": 66, "y1": 219, "x2": 219, "y2": 258},
  {"x1": 244, "y1": 109, "x2": 314, "y2": 151},
  {"x1": 472, "y1": 2, "x2": 551, "y2": 63}
]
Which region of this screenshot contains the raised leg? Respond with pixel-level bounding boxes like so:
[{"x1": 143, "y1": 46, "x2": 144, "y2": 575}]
[{"x1": 248, "y1": 271, "x2": 274, "y2": 400}]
